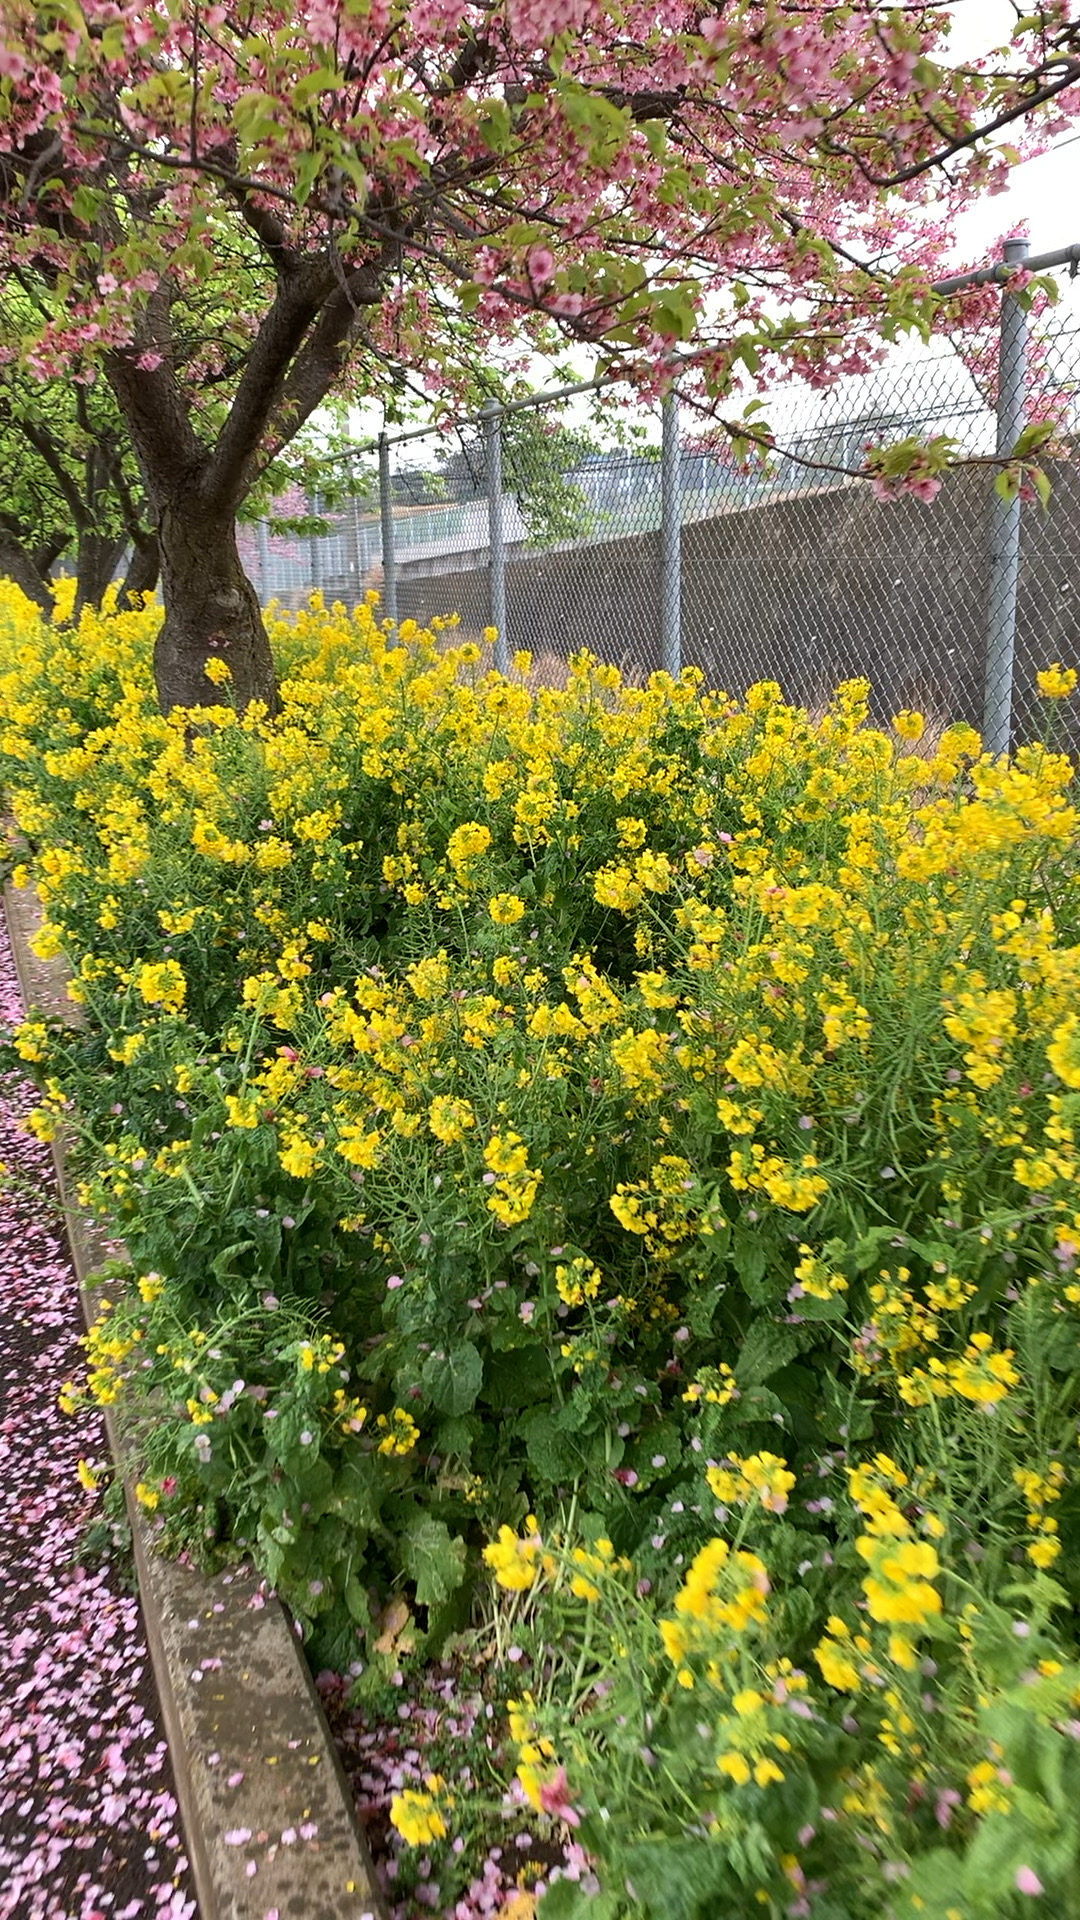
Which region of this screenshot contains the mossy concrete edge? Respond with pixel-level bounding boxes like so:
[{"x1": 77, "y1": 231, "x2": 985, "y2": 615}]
[{"x1": 4, "y1": 878, "x2": 389, "y2": 1920}]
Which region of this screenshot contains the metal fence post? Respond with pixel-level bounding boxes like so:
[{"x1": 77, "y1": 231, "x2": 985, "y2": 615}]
[
  {"x1": 983, "y1": 236, "x2": 1029, "y2": 755},
  {"x1": 660, "y1": 382, "x2": 682, "y2": 675},
  {"x1": 256, "y1": 519, "x2": 271, "y2": 602},
  {"x1": 483, "y1": 401, "x2": 509, "y2": 672},
  {"x1": 309, "y1": 492, "x2": 323, "y2": 596},
  {"x1": 378, "y1": 432, "x2": 398, "y2": 626},
  {"x1": 346, "y1": 487, "x2": 362, "y2": 601}
]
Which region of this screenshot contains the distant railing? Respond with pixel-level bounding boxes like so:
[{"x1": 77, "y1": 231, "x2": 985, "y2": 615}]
[{"x1": 240, "y1": 239, "x2": 1080, "y2": 751}]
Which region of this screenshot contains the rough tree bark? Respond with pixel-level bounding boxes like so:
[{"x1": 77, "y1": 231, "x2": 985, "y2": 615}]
[
  {"x1": 118, "y1": 531, "x2": 160, "y2": 608},
  {"x1": 154, "y1": 493, "x2": 277, "y2": 714},
  {"x1": 74, "y1": 528, "x2": 127, "y2": 614},
  {"x1": 0, "y1": 526, "x2": 53, "y2": 613}
]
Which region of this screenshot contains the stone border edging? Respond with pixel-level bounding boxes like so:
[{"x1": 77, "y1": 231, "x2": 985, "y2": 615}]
[{"x1": 3, "y1": 879, "x2": 389, "y2": 1920}]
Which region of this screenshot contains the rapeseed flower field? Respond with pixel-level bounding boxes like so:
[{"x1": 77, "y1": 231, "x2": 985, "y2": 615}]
[{"x1": 4, "y1": 576, "x2": 1080, "y2": 1916}]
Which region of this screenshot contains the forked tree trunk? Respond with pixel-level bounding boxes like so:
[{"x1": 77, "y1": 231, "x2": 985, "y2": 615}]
[{"x1": 154, "y1": 495, "x2": 278, "y2": 715}]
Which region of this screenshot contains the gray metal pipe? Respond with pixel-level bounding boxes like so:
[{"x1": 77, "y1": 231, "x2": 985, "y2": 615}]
[
  {"x1": 933, "y1": 240, "x2": 1080, "y2": 297},
  {"x1": 983, "y1": 237, "x2": 1030, "y2": 757},
  {"x1": 256, "y1": 518, "x2": 271, "y2": 603},
  {"x1": 660, "y1": 385, "x2": 682, "y2": 676},
  {"x1": 483, "y1": 401, "x2": 509, "y2": 673},
  {"x1": 309, "y1": 491, "x2": 323, "y2": 596},
  {"x1": 378, "y1": 432, "x2": 398, "y2": 627}
]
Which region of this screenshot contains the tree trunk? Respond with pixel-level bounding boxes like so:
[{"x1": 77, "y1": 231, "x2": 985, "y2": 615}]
[
  {"x1": 154, "y1": 496, "x2": 278, "y2": 714},
  {"x1": 118, "y1": 532, "x2": 160, "y2": 608},
  {"x1": 75, "y1": 530, "x2": 127, "y2": 614},
  {"x1": 0, "y1": 527, "x2": 53, "y2": 614}
]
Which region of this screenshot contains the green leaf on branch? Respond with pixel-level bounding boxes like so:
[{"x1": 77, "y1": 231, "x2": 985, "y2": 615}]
[
  {"x1": 1013, "y1": 421, "x2": 1057, "y2": 456},
  {"x1": 291, "y1": 66, "x2": 341, "y2": 108},
  {"x1": 478, "y1": 100, "x2": 512, "y2": 153},
  {"x1": 71, "y1": 185, "x2": 105, "y2": 225}
]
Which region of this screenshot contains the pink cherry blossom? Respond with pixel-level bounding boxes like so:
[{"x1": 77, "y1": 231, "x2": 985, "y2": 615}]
[{"x1": 539, "y1": 1766, "x2": 582, "y2": 1827}]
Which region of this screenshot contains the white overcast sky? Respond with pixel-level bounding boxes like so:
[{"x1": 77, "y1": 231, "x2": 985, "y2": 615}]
[{"x1": 944, "y1": 0, "x2": 1080, "y2": 261}]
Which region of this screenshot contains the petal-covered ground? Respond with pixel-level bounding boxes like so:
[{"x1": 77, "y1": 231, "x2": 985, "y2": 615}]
[
  {"x1": 0, "y1": 908, "x2": 197, "y2": 1920},
  {"x1": 318, "y1": 1667, "x2": 582, "y2": 1920}
]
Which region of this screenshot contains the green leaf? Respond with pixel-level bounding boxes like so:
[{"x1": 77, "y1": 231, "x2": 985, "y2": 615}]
[
  {"x1": 293, "y1": 150, "x2": 324, "y2": 208},
  {"x1": 904, "y1": 1845, "x2": 967, "y2": 1912},
  {"x1": 735, "y1": 1319, "x2": 800, "y2": 1387},
  {"x1": 618, "y1": 1837, "x2": 736, "y2": 1919},
  {"x1": 433, "y1": 1414, "x2": 477, "y2": 1462},
  {"x1": 401, "y1": 1514, "x2": 467, "y2": 1610},
  {"x1": 291, "y1": 1453, "x2": 334, "y2": 1515},
  {"x1": 479, "y1": 100, "x2": 512, "y2": 153},
  {"x1": 482, "y1": 1346, "x2": 554, "y2": 1408},
  {"x1": 538, "y1": 1881, "x2": 619, "y2": 1920},
  {"x1": 421, "y1": 1339, "x2": 483, "y2": 1416},
  {"x1": 231, "y1": 89, "x2": 280, "y2": 131},
  {"x1": 1014, "y1": 420, "x2": 1056, "y2": 456},
  {"x1": 343, "y1": 1572, "x2": 371, "y2": 1627},
  {"x1": 292, "y1": 66, "x2": 340, "y2": 108},
  {"x1": 1032, "y1": 466, "x2": 1053, "y2": 510},
  {"x1": 516, "y1": 1405, "x2": 585, "y2": 1483},
  {"x1": 732, "y1": 1223, "x2": 768, "y2": 1301},
  {"x1": 329, "y1": 1458, "x2": 381, "y2": 1529},
  {"x1": 210, "y1": 1238, "x2": 255, "y2": 1280},
  {"x1": 71, "y1": 185, "x2": 104, "y2": 225}
]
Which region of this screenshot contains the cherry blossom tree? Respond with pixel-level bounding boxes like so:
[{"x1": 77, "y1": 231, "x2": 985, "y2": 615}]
[{"x1": 1, "y1": 0, "x2": 1078, "y2": 710}]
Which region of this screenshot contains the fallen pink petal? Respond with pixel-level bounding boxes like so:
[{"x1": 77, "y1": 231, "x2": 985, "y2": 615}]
[{"x1": 0, "y1": 915, "x2": 196, "y2": 1920}]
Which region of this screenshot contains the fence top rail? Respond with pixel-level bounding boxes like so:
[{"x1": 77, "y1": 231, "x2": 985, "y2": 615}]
[
  {"x1": 329, "y1": 372, "x2": 620, "y2": 464},
  {"x1": 933, "y1": 240, "x2": 1080, "y2": 297},
  {"x1": 327, "y1": 239, "x2": 1080, "y2": 462}
]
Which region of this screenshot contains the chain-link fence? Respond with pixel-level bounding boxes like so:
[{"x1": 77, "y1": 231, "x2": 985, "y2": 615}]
[{"x1": 241, "y1": 240, "x2": 1080, "y2": 747}]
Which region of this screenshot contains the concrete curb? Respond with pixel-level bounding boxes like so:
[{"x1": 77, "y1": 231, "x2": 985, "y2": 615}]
[{"x1": 3, "y1": 879, "x2": 390, "y2": 1920}]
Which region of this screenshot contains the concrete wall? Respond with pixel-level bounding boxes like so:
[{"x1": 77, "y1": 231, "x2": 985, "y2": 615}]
[{"x1": 327, "y1": 458, "x2": 1080, "y2": 736}]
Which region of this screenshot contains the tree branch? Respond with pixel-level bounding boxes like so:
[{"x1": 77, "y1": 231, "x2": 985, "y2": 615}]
[
  {"x1": 17, "y1": 418, "x2": 89, "y2": 530},
  {"x1": 229, "y1": 183, "x2": 299, "y2": 274},
  {"x1": 830, "y1": 60, "x2": 1080, "y2": 188},
  {"x1": 240, "y1": 266, "x2": 384, "y2": 494},
  {"x1": 34, "y1": 530, "x2": 69, "y2": 577},
  {"x1": 203, "y1": 261, "x2": 341, "y2": 508},
  {"x1": 99, "y1": 437, "x2": 154, "y2": 549},
  {"x1": 105, "y1": 282, "x2": 206, "y2": 497}
]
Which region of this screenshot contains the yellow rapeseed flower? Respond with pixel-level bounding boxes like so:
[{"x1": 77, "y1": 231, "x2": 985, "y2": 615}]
[
  {"x1": 483, "y1": 1517, "x2": 552, "y2": 1592},
  {"x1": 489, "y1": 892, "x2": 526, "y2": 925},
  {"x1": 1037, "y1": 663, "x2": 1078, "y2": 698},
  {"x1": 389, "y1": 1783, "x2": 449, "y2": 1846}
]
